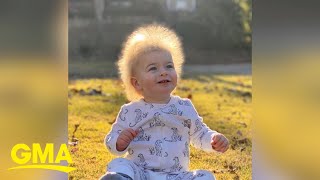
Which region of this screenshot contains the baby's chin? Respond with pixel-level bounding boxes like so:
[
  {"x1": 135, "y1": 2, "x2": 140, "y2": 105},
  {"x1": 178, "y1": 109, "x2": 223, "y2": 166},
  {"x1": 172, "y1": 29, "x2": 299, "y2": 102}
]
[
  {"x1": 149, "y1": 90, "x2": 173, "y2": 100},
  {"x1": 157, "y1": 87, "x2": 175, "y2": 95}
]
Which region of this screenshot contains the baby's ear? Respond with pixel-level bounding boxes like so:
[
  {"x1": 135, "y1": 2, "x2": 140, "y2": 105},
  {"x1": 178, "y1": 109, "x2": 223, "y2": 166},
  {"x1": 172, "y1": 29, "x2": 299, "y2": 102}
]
[{"x1": 131, "y1": 77, "x2": 142, "y2": 91}]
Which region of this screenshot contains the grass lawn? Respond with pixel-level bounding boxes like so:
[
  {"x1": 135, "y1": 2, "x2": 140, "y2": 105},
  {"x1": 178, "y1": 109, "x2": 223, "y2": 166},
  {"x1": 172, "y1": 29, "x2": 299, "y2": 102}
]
[{"x1": 68, "y1": 75, "x2": 252, "y2": 180}]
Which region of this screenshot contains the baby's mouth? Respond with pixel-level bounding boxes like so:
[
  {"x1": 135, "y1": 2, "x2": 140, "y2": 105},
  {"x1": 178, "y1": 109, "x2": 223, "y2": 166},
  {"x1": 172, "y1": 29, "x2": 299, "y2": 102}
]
[{"x1": 158, "y1": 80, "x2": 171, "y2": 83}]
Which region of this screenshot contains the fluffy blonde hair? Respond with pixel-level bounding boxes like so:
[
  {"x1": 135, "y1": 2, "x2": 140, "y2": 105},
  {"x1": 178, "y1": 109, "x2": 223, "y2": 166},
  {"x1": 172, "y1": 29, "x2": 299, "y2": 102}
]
[{"x1": 117, "y1": 23, "x2": 185, "y2": 101}]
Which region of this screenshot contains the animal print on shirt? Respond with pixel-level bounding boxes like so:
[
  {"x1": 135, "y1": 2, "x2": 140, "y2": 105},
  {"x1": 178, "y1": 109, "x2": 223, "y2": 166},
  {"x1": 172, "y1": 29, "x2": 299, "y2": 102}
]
[
  {"x1": 161, "y1": 104, "x2": 183, "y2": 116},
  {"x1": 129, "y1": 109, "x2": 148, "y2": 127},
  {"x1": 166, "y1": 174, "x2": 178, "y2": 180},
  {"x1": 150, "y1": 112, "x2": 165, "y2": 128},
  {"x1": 186, "y1": 172, "x2": 205, "y2": 180},
  {"x1": 144, "y1": 103, "x2": 154, "y2": 109},
  {"x1": 198, "y1": 131, "x2": 206, "y2": 148},
  {"x1": 182, "y1": 119, "x2": 191, "y2": 129},
  {"x1": 178, "y1": 172, "x2": 206, "y2": 180},
  {"x1": 164, "y1": 127, "x2": 182, "y2": 142},
  {"x1": 190, "y1": 119, "x2": 203, "y2": 136},
  {"x1": 106, "y1": 96, "x2": 217, "y2": 177},
  {"x1": 183, "y1": 141, "x2": 189, "y2": 157},
  {"x1": 149, "y1": 140, "x2": 168, "y2": 157},
  {"x1": 139, "y1": 170, "x2": 148, "y2": 180},
  {"x1": 170, "y1": 157, "x2": 183, "y2": 172},
  {"x1": 178, "y1": 100, "x2": 191, "y2": 106},
  {"x1": 137, "y1": 153, "x2": 147, "y2": 167},
  {"x1": 133, "y1": 127, "x2": 151, "y2": 142},
  {"x1": 119, "y1": 108, "x2": 128, "y2": 121}
]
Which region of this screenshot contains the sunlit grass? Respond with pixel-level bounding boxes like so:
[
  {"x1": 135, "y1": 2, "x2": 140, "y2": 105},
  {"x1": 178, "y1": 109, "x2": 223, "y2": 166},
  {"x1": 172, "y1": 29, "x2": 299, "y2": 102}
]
[{"x1": 68, "y1": 75, "x2": 252, "y2": 180}]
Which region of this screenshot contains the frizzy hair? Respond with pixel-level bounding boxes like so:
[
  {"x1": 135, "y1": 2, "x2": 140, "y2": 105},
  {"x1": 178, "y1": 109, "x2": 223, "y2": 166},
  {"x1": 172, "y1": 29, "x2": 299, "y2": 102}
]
[{"x1": 117, "y1": 23, "x2": 185, "y2": 101}]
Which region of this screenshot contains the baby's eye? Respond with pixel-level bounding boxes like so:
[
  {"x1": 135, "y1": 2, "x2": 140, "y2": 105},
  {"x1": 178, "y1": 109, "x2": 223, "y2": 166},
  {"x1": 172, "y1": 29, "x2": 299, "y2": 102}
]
[
  {"x1": 167, "y1": 64, "x2": 174, "y2": 69},
  {"x1": 148, "y1": 67, "x2": 157, "y2": 71}
]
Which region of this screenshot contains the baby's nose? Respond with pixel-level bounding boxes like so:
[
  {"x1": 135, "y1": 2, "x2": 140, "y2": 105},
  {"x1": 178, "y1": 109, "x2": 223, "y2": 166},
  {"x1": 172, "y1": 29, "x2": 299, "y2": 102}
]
[{"x1": 160, "y1": 70, "x2": 168, "y2": 76}]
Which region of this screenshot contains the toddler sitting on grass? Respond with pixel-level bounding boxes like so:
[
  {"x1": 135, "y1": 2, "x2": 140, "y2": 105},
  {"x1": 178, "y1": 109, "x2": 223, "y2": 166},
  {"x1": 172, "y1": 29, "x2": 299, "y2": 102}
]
[{"x1": 100, "y1": 24, "x2": 229, "y2": 180}]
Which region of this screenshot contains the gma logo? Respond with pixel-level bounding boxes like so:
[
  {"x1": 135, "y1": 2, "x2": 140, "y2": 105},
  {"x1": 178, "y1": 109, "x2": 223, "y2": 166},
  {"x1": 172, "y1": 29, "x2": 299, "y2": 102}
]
[{"x1": 8, "y1": 143, "x2": 76, "y2": 173}]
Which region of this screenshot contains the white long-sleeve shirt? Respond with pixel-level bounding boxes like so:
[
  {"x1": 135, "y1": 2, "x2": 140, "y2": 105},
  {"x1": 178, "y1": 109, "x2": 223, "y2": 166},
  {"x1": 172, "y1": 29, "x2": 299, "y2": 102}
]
[{"x1": 105, "y1": 95, "x2": 218, "y2": 173}]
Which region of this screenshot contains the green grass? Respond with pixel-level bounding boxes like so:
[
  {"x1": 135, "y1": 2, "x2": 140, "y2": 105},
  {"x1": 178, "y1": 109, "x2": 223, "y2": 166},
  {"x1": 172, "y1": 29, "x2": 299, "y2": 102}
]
[{"x1": 68, "y1": 75, "x2": 252, "y2": 180}]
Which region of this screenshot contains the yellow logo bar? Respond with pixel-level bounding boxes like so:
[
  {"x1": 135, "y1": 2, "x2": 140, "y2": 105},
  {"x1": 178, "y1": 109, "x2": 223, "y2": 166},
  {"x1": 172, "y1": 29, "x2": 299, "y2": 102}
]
[
  {"x1": 9, "y1": 143, "x2": 76, "y2": 173},
  {"x1": 8, "y1": 165, "x2": 76, "y2": 173}
]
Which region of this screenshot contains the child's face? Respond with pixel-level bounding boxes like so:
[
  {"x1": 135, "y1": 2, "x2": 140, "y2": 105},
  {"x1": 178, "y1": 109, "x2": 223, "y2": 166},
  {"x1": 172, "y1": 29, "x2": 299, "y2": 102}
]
[{"x1": 131, "y1": 50, "x2": 177, "y2": 103}]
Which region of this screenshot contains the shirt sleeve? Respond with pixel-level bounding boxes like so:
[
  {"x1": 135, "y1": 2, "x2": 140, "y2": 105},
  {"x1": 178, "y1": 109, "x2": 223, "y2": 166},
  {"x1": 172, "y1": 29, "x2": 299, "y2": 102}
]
[
  {"x1": 104, "y1": 105, "x2": 130, "y2": 156},
  {"x1": 183, "y1": 99, "x2": 219, "y2": 153}
]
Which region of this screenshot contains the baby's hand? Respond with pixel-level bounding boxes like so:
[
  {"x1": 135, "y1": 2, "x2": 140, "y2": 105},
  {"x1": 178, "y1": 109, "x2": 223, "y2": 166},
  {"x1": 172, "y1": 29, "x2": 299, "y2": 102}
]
[
  {"x1": 211, "y1": 133, "x2": 229, "y2": 153},
  {"x1": 116, "y1": 128, "x2": 138, "y2": 151}
]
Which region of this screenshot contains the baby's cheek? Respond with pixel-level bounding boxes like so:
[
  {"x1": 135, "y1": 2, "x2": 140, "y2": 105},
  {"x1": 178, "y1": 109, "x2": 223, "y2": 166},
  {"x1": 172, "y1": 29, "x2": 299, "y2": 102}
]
[{"x1": 172, "y1": 74, "x2": 178, "y2": 86}]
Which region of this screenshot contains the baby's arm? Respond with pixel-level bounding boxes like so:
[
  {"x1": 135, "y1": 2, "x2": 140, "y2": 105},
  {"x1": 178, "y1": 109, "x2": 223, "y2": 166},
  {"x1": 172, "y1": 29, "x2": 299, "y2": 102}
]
[
  {"x1": 189, "y1": 117, "x2": 218, "y2": 153},
  {"x1": 105, "y1": 105, "x2": 134, "y2": 156},
  {"x1": 184, "y1": 99, "x2": 229, "y2": 153}
]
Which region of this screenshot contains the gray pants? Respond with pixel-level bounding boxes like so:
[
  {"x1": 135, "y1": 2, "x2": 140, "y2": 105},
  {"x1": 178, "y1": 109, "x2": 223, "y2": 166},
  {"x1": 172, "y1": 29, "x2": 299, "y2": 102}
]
[{"x1": 104, "y1": 158, "x2": 215, "y2": 180}]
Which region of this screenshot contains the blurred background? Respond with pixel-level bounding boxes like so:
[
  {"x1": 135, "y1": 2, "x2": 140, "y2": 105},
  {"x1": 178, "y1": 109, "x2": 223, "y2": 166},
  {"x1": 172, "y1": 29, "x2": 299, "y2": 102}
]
[
  {"x1": 68, "y1": 0, "x2": 252, "y2": 78},
  {"x1": 0, "y1": 0, "x2": 68, "y2": 179}
]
